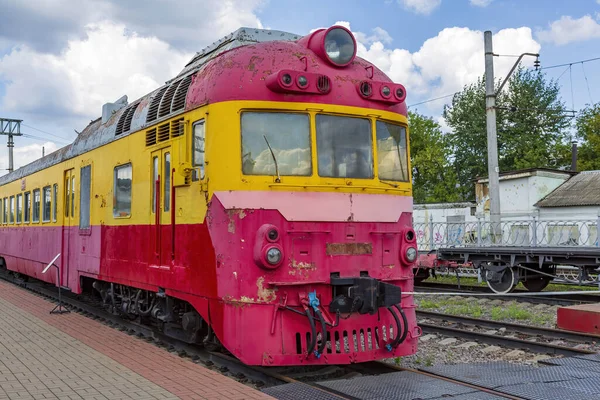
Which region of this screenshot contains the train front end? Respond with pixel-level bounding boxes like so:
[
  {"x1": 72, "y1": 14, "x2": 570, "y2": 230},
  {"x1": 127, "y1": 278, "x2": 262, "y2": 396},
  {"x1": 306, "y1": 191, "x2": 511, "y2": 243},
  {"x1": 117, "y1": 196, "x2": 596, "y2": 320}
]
[{"x1": 191, "y1": 26, "x2": 420, "y2": 365}]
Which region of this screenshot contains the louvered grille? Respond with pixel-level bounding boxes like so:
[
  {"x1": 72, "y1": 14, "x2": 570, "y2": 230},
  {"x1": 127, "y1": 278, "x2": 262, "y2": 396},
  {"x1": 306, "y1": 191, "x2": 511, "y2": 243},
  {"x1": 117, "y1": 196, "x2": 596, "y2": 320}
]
[
  {"x1": 147, "y1": 86, "x2": 168, "y2": 123},
  {"x1": 158, "y1": 80, "x2": 180, "y2": 119},
  {"x1": 114, "y1": 109, "x2": 128, "y2": 136},
  {"x1": 122, "y1": 102, "x2": 139, "y2": 132},
  {"x1": 157, "y1": 123, "x2": 170, "y2": 142},
  {"x1": 171, "y1": 75, "x2": 192, "y2": 112},
  {"x1": 317, "y1": 75, "x2": 331, "y2": 93},
  {"x1": 145, "y1": 128, "x2": 157, "y2": 146},
  {"x1": 171, "y1": 118, "x2": 184, "y2": 138}
]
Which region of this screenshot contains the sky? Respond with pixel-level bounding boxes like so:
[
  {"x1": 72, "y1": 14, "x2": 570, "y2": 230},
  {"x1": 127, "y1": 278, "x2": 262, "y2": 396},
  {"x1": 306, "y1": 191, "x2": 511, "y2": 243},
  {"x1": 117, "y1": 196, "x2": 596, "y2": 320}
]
[{"x1": 0, "y1": 0, "x2": 599, "y2": 176}]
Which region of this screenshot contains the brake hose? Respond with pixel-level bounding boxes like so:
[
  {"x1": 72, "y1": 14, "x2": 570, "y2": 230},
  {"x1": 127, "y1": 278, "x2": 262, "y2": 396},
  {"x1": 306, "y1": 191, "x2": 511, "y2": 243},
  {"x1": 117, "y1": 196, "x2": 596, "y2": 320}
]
[
  {"x1": 305, "y1": 308, "x2": 317, "y2": 356},
  {"x1": 386, "y1": 304, "x2": 409, "y2": 351},
  {"x1": 314, "y1": 309, "x2": 328, "y2": 357}
]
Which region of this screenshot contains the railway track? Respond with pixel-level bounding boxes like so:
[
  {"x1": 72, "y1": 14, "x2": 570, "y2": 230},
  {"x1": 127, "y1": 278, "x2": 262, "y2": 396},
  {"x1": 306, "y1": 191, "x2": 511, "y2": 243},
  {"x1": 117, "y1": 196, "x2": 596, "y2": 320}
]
[
  {"x1": 417, "y1": 310, "x2": 599, "y2": 357},
  {"x1": 415, "y1": 281, "x2": 600, "y2": 306},
  {"x1": 1, "y1": 269, "x2": 527, "y2": 399}
]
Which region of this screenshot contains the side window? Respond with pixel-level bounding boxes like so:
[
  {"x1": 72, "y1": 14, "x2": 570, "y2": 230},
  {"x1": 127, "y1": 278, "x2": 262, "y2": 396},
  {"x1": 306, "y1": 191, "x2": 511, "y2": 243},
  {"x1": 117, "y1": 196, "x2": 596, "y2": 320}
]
[
  {"x1": 193, "y1": 120, "x2": 205, "y2": 179},
  {"x1": 80, "y1": 165, "x2": 91, "y2": 229},
  {"x1": 65, "y1": 176, "x2": 70, "y2": 217},
  {"x1": 33, "y1": 189, "x2": 40, "y2": 223},
  {"x1": 152, "y1": 157, "x2": 158, "y2": 214},
  {"x1": 16, "y1": 194, "x2": 22, "y2": 224},
  {"x1": 9, "y1": 196, "x2": 14, "y2": 224},
  {"x1": 164, "y1": 153, "x2": 170, "y2": 212},
  {"x1": 53, "y1": 184, "x2": 58, "y2": 222},
  {"x1": 24, "y1": 192, "x2": 31, "y2": 223},
  {"x1": 71, "y1": 177, "x2": 75, "y2": 218},
  {"x1": 114, "y1": 164, "x2": 132, "y2": 217},
  {"x1": 2, "y1": 197, "x2": 6, "y2": 224},
  {"x1": 42, "y1": 186, "x2": 51, "y2": 222}
]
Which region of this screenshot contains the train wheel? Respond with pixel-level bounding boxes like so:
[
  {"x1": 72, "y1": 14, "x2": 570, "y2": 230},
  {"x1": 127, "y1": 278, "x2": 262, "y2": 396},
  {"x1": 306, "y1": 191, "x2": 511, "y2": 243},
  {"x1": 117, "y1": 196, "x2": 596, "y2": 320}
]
[
  {"x1": 485, "y1": 267, "x2": 516, "y2": 294},
  {"x1": 522, "y1": 276, "x2": 551, "y2": 292}
]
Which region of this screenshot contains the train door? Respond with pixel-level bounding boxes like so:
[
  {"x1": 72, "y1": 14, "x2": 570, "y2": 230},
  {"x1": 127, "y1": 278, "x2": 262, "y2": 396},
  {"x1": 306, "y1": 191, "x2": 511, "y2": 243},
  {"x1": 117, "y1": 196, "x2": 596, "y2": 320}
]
[
  {"x1": 150, "y1": 147, "x2": 173, "y2": 267},
  {"x1": 61, "y1": 169, "x2": 75, "y2": 286}
]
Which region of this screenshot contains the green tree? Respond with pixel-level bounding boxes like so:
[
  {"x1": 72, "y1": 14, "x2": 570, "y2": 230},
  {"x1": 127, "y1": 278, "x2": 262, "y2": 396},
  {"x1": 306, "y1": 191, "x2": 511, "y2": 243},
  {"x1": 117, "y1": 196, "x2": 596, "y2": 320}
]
[
  {"x1": 409, "y1": 111, "x2": 459, "y2": 204},
  {"x1": 576, "y1": 103, "x2": 600, "y2": 171},
  {"x1": 443, "y1": 68, "x2": 571, "y2": 200}
]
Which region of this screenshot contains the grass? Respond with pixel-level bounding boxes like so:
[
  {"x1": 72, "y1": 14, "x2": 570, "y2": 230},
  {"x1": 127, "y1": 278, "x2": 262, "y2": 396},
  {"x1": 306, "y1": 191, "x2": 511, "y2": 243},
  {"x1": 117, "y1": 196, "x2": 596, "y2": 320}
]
[{"x1": 490, "y1": 304, "x2": 532, "y2": 321}]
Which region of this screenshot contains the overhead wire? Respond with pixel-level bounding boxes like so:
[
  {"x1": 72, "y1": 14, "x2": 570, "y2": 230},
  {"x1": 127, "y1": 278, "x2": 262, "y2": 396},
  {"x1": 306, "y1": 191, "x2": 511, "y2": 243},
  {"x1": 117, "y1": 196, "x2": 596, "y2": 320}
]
[
  {"x1": 580, "y1": 63, "x2": 594, "y2": 105},
  {"x1": 21, "y1": 123, "x2": 72, "y2": 142},
  {"x1": 21, "y1": 133, "x2": 70, "y2": 145}
]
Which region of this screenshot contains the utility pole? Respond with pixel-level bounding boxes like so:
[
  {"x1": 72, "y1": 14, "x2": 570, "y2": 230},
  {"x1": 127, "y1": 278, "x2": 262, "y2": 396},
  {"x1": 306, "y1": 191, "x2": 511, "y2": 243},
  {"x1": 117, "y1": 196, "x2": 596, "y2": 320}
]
[
  {"x1": 0, "y1": 118, "x2": 23, "y2": 173},
  {"x1": 483, "y1": 31, "x2": 539, "y2": 242},
  {"x1": 483, "y1": 31, "x2": 501, "y2": 240}
]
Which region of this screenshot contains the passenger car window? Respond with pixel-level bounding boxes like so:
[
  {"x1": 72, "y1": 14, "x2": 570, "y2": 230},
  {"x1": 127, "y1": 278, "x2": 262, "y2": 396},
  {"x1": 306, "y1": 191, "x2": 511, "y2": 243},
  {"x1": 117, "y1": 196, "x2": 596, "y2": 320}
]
[{"x1": 114, "y1": 164, "x2": 132, "y2": 217}]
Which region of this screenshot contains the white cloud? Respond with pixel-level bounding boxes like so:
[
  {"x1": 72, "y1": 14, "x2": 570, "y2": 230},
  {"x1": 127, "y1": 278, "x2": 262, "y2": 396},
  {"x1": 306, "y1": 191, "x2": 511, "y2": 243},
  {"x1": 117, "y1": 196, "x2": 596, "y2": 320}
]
[
  {"x1": 349, "y1": 23, "x2": 540, "y2": 102},
  {"x1": 0, "y1": 142, "x2": 61, "y2": 177},
  {"x1": 398, "y1": 0, "x2": 442, "y2": 15},
  {"x1": 470, "y1": 0, "x2": 493, "y2": 6},
  {"x1": 537, "y1": 15, "x2": 600, "y2": 45},
  {"x1": 0, "y1": 21, "x2": 192, "y2": 123}
]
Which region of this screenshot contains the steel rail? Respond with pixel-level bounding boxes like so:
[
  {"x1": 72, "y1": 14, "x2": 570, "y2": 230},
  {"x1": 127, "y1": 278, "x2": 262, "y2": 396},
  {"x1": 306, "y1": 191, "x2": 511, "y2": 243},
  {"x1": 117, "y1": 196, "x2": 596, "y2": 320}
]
[
  {"x1": 418, "y1": 310, "x2": 600, "y2": 343},
  {"x1": 415, "y1": 282, "x2": 600, "y2": 306}
]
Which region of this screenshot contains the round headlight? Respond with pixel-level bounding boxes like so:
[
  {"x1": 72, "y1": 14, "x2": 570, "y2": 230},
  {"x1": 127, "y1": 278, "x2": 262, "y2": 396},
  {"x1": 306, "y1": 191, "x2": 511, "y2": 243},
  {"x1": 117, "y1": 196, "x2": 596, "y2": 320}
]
[
  {"x1": 281, "y1": 73, "x2": 292, "y2": 86},
  {"x1": 381, "y1": 86, "x2": 391, "y2": 98},
  {"x1": 267, "y1": 229, "x2": 279, "y2": 241},
  {"x1": 406, "y1": 247, "x2": 417, "y2": 262},
  {"x1": 324, "y1": 27, "x2": 356, "y2": 66},
  {"x1": 266, "y1": 247, "x2": 282, "y2": 265},
  {"x1": 297, "y1": 75, "x2": 308, "y2": 88}
]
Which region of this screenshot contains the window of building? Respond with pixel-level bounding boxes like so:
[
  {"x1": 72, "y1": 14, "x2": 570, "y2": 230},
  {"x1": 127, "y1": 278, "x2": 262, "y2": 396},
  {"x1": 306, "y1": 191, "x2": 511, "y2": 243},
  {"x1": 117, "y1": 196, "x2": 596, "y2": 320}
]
[
  {"x1": 43, "y1": 186, "x2": 51, "y2": 222},
  {"x1": 241, "y1": 112, "x2": 311, "y2": 176},
  {"x1": 193, "y1": 120, "x2": 205, "y2": 179},
  {"x1": 24, "y1": 192, "x2": 31, "y2": 223},
  {"x1": 316, "y1": 114, "x2": 373, "y2": 179},
  {"x1": 164, "y1": 154, "x2": 170, "y2": 212},
  {"x1": 9, "y1": 196, "x2": 14, "y2": 224},
  {"x1": 53, "y1": 184, "x2": 58, "y2": 222},
  {"x1": 16, "y1": 194, "x2": 22, "y2": 224},
  {"x1": 114, "y1": 164, "x2": 132, "y2": 217},
  {"x1": 376, "y1": 121, "x2": 409, "y2": 182},
  {"x1": 33, "y1": 189, "x2": 40, "y2": 223},
  {"x1": 80, "y1": 165, "x2": 91, "y2": 229}
]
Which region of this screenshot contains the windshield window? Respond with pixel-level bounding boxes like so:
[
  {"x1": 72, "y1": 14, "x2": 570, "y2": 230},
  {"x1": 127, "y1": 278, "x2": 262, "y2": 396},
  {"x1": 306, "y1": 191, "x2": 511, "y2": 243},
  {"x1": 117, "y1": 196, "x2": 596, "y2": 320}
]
[
  {"x1": 376, "y1": 121, "x2": 409, "y2": 182},
  {"x1": 316, "y1": 115, "x2": 373, "y2": 179},
  {"x1": 241, "y1": 112, "x2": 311, "y2": 176}
]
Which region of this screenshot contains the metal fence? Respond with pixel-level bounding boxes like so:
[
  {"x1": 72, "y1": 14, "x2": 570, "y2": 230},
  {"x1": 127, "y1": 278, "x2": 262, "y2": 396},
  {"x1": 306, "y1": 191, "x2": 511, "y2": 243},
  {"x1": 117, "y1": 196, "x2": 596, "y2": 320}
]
[{"x1": 414, "y1": 217, "x2": 600, "y2": 251}]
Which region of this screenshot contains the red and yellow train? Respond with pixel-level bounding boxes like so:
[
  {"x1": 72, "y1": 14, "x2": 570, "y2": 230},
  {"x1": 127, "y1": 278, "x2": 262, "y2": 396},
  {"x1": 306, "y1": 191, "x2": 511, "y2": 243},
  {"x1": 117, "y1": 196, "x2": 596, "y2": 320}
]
[{"x1": 0, "y1": 25, "x2": 420, "y2": 365}]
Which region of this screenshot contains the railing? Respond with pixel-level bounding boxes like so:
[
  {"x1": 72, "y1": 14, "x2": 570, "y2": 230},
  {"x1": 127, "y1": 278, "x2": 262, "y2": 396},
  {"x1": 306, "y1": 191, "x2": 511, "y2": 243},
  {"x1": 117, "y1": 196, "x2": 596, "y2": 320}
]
[{"x1": 414, "y1": 217, "x2": 600, "y2": 251}]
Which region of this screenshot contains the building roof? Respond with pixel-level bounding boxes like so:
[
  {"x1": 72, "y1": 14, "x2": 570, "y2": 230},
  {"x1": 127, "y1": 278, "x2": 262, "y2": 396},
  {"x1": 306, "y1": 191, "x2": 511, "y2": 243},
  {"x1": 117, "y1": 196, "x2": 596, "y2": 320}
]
[
  {"x1": 475, "y1": 167, "x2": 577, "y2": 183},
  {"x1": 535, "y1": 171, "x2": 600, "y2": 208}
]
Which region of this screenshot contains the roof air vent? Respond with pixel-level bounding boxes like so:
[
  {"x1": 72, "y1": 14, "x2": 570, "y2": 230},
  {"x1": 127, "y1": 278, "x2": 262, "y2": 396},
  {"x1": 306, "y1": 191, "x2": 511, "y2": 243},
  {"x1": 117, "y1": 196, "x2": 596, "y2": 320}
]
[
  {"x1": 147, "y1": 86, "x2": 169, "y2": 123},
  {"x1": 158, "y1": 80, "x2": 181, "y2": 119}
]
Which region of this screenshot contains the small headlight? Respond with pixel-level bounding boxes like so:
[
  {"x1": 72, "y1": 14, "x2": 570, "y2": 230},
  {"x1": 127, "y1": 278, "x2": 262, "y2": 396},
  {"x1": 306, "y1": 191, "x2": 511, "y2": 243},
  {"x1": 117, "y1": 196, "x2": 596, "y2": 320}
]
[
  {"x1": 381, "y1": 86, "x2": 391, "y2": 97},
  {"x1": 324, "y1": 27, "x2": 356, "y2": 66},
  {"x1": 297, "y1": 75, "x2": 308, "y2": 88},
  {"x1": 281, "y1": 73, "x2": 292, "y2": 86},
  {"x1": 268, "y1": 229, "x2": 279, "y2": 241},
  {"x1": 266, "y1": 247, "x2": 282, "y2": 265},
  {"x1": 406, "y1": 247, "x2": 417, "y2": 262},
  {"x1": 395, "y1": 87, "x2": 405, "y2": 99}
]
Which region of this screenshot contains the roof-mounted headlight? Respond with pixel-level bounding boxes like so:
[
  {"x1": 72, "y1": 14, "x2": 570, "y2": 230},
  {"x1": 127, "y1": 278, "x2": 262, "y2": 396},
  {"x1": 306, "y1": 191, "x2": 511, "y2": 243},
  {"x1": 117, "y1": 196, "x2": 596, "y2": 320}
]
[
  {"x1": 323, "y1": 27, "x2": 356, "y2": 66},
  {"x1": 298, "y1": 25, "x2": 357, "y2": 68}
]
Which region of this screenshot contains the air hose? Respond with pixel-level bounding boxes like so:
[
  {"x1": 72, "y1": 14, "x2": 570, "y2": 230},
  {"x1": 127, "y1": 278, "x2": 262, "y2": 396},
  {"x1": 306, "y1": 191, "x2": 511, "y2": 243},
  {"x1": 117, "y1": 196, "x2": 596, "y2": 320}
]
[
  {"x1": 386, "y1": 304, "x2": 409, "y2": 351},
  {"x1": 314, "y1": 309, "x2": 328, "y2": 358},
  {"x1": 306, "y1": 308, "x2": 318, "y2": 356}
]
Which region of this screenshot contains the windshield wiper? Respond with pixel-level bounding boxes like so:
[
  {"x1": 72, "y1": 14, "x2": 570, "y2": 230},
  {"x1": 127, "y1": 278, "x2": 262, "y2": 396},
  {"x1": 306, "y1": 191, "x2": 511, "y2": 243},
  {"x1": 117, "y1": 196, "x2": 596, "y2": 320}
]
[
  {"x1": 263, "y1": 135, "x2": 281, "y2": 183},
  {"x1": 380, "y1": 180, "x2": 399, "y2": 188}
]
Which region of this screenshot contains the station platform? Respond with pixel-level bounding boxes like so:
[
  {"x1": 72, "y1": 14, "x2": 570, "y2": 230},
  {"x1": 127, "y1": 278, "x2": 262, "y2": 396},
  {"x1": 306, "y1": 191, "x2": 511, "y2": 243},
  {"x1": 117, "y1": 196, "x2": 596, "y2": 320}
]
[{"x1": 0, "y1": 280, "x2": 273, "y2": 400}]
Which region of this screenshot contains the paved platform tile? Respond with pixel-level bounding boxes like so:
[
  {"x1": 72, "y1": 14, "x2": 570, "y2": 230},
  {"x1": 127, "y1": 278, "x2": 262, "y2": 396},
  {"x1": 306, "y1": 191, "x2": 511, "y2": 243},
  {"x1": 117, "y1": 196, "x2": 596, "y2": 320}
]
[{"x1": 0, "y1": 280, "x2": 273, "y2": 400}]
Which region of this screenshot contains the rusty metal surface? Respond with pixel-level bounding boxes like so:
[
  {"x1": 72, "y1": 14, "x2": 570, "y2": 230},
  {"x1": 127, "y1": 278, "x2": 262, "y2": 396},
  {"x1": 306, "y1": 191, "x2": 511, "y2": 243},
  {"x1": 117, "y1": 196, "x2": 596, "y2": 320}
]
[
  {"x1": 536, "y1": 171, "x2": 600, "y2": 207},
  {"x1": 326, "y1": 242, "x2": 373, "y2": 256}
]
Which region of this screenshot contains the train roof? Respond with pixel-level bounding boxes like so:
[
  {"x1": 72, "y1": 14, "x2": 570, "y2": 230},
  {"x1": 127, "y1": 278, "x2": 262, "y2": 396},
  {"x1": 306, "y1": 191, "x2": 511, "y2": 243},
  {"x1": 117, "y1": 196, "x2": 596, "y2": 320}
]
[{"x1": 0, "y1": 27, "x2": 302, "y2": 186}]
